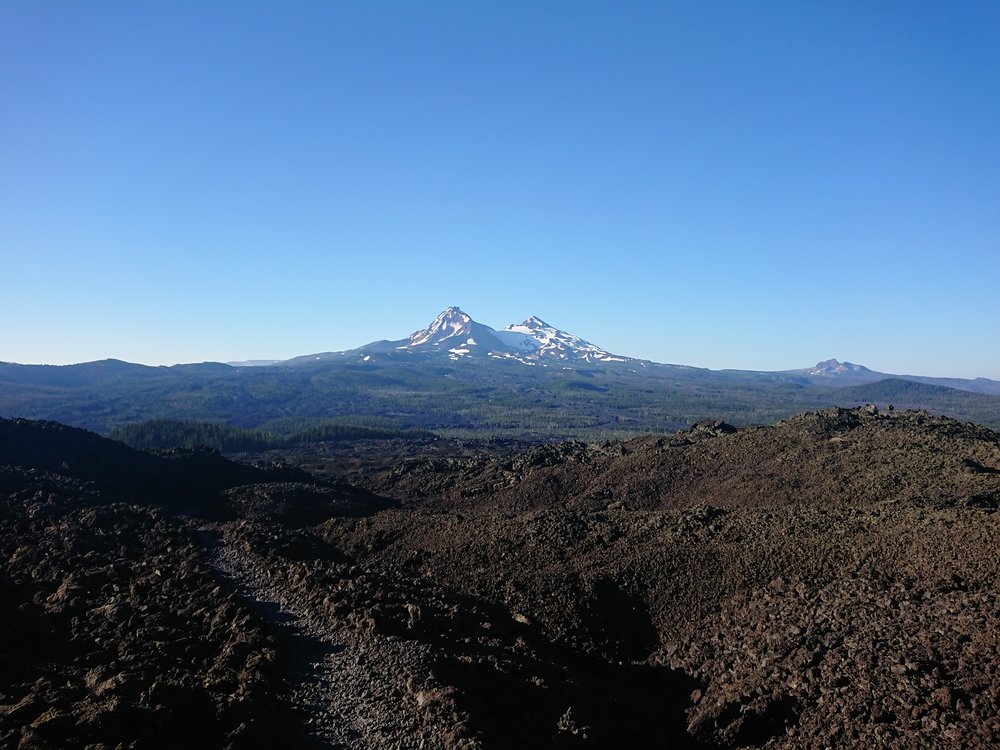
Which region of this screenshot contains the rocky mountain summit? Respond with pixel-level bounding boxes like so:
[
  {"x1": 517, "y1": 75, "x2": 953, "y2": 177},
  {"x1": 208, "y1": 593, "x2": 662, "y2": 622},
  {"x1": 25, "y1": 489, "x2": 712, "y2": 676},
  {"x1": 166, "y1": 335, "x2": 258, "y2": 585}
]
[{"x1": 3, "y1": 409, "x2": 1000, "y2": 747}]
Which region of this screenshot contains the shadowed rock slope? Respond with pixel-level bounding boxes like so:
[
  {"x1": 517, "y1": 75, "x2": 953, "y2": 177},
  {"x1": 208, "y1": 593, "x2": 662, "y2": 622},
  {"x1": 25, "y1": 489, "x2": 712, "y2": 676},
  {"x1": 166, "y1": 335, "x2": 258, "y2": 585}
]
[{"x1": 0, "y1": 420, "x2": 398, "y2": 749}]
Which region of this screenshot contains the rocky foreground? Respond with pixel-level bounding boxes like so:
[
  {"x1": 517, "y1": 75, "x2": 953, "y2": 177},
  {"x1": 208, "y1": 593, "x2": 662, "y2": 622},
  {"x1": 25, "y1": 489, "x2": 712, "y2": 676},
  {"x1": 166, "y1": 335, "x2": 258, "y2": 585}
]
[{"x1": 1, "y1": 408, "x2": 999, "y2": 748}]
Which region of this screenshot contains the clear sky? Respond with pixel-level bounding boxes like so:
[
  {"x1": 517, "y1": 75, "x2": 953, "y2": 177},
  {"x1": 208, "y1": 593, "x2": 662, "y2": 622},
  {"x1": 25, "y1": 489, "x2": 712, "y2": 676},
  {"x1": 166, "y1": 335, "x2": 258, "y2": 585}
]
[{"x1": 2, "y1": 1, "x2": 998, "y2": 378}]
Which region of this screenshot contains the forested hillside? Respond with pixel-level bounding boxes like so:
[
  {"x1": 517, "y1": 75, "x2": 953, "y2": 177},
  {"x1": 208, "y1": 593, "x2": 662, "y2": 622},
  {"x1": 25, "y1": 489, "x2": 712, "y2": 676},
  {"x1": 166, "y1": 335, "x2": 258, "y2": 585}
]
[
  {"x1": 111, "y1": 418, "x2": 434, "y2": 452},
  {"x1": 3, "y1": 357, "x2": 999, "y2": 438}
]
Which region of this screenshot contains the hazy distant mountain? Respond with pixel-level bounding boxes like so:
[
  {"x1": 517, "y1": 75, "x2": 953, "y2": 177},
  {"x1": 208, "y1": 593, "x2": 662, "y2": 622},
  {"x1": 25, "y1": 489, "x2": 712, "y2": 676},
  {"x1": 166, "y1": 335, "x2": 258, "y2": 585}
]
[
  {"x1": 894, "y1": 374, "x2": 1000, "y2": 396},
  {"x1": 779, "y1": 358, "x2": 1000, "y2": 396},
  {"x1": 226, "y1": 359, "x2": 283, "y2": 367},
  {"x1": 0, "y1": 359, "x2": 232, "y2": 387},
  {"x1": 796, "y1": 358, "x2": 878, "y2": 378}
]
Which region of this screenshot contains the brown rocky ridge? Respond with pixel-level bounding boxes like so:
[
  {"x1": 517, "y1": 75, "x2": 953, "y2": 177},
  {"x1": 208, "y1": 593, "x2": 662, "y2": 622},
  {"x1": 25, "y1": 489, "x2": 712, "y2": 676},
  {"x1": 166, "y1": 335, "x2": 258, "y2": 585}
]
[{"x1": 1, "y1": 407, "x2": 999, "y2": 748}]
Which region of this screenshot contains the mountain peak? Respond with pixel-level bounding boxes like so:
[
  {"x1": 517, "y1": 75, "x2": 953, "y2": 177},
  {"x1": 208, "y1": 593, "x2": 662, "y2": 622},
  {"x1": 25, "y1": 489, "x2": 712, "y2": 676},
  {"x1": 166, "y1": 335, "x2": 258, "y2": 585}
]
[
  {"x1": 806, "y1": 359, "x2": 873, "y2": 376},
  {"x1": 815, "y1": 358, "x2": 844, "y2": 368},
  {"x1": 519, "y1": 315, "x2": 551, "y2": 329},
  {"x1": 406, "y1": 306, "x2": 477, "y2": 348},
  {"x1": 432, "y1": 305, "x2": 471, "y2": 325}
]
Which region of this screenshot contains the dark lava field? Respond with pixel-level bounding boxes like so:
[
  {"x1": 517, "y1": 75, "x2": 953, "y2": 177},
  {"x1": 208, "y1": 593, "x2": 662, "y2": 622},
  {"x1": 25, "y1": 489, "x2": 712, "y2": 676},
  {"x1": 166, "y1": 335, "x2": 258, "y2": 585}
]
[{"x1": 2, "y1": 407, "x2": 1000, "y2": 749}]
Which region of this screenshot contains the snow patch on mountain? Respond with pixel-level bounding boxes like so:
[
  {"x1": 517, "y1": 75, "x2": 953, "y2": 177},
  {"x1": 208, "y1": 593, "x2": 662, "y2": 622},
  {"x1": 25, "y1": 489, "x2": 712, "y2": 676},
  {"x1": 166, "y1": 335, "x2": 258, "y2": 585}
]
[{"x1": 499, "y1": 316, "x2": 627, "y2": 363}]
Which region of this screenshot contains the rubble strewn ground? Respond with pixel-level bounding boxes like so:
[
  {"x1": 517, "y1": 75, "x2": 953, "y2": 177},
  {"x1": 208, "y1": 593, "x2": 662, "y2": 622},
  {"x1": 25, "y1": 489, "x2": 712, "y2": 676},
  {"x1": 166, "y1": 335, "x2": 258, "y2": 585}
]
[{"x1": 2, "y1": 408, "x2": 999, "y2": 748}]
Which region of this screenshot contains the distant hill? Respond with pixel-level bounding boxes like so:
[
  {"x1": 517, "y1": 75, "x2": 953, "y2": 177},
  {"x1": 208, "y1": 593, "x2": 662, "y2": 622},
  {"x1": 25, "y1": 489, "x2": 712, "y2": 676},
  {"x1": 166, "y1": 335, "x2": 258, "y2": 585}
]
[
  {"x1": 833, "y1": 378, "x2": 981, "y2": 402},
  {"x1": 0, "y1": 359, "x2": 233, "y2": 388},
  {"x1": 781, "y1": 358, "x2": 1000, "y2": 395}
]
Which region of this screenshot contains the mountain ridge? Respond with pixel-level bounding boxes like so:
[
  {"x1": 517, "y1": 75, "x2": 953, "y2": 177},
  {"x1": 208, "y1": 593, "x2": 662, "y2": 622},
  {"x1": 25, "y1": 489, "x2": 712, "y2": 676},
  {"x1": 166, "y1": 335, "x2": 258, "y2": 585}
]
[
  {"x1": 8, "y1": 309, "x2": 997, "y2": 390},
  {"x1": 2, "y1": 307, "x2": 999, "y2": 436},
  {"x1": 274, "y1": 307, "x2": 999, "y2": 393}
]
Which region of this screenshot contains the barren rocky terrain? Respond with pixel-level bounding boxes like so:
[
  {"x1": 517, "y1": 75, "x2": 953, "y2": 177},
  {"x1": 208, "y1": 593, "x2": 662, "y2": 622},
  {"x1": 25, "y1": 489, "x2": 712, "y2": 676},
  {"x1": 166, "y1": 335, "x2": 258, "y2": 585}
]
[{"x1": 2, "y1": 408, "x2": 1000, "y2": 748}]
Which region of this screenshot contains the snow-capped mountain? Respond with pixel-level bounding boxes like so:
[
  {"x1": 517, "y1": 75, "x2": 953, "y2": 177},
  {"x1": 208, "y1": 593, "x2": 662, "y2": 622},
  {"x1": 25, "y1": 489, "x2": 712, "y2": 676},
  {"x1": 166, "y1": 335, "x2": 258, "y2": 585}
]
[
  {"x1": 282, "y1": 306, "x2": 632, "y2": 367},
  {"x1": 387, "y1": 306, "x2": 630, "y2": 364},
  {"x1": 396, "y1": 306, "x2": 511, "y2": 356}
]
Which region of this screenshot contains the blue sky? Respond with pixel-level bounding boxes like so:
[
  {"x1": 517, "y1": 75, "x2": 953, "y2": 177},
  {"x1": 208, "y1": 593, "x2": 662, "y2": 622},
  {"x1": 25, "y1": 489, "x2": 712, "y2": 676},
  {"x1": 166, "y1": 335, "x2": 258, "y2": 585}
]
[{"x1": 2, "y1": 1, "x2": 998, "y2": 377}]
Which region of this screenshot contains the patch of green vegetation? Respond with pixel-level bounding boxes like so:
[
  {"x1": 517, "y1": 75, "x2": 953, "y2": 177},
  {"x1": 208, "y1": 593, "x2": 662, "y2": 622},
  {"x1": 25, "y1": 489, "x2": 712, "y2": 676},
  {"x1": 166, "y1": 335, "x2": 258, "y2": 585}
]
[{"x1": 552, "y1": 380, "x2": 609, "y2": 393}]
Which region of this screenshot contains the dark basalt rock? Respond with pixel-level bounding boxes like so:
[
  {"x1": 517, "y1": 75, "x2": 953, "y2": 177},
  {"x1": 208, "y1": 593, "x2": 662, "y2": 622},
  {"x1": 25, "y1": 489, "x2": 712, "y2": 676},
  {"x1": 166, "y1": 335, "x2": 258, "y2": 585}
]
[{"x1": 2, "y1": 410, "x2": 1000, "y2": 748}]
